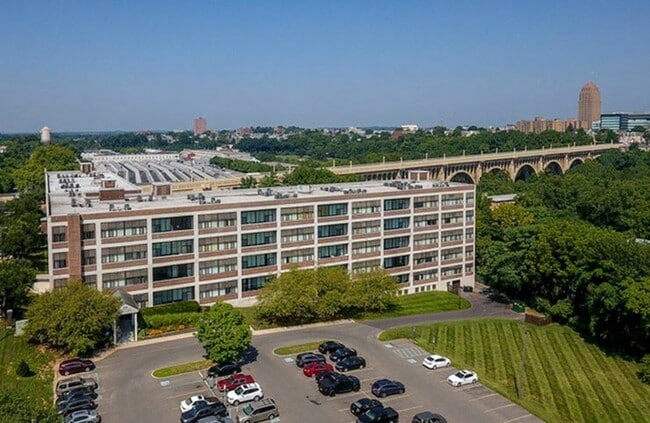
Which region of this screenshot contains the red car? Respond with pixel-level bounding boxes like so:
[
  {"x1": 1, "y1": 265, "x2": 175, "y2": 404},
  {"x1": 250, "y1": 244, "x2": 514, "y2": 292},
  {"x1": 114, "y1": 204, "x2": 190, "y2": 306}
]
[
  {"x1": 216, "y1": 373, "x2": 254, "y2": 392},
  {"x1": 58, "y1": 358, "x2": 96, "y2": 376},
  {"x1": 303, "y1": 361, "x2": 334, "y2": 378}
]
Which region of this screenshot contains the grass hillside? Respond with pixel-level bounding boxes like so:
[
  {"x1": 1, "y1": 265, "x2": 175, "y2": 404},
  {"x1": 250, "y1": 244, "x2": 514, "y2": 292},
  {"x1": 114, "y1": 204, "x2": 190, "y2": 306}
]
[{"x1": 379, "y1": 319, "x2": 650, "y2": 423}]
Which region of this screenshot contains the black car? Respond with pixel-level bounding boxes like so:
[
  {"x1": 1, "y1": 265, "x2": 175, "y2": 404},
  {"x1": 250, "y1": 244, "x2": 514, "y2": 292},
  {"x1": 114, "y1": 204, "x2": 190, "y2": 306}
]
[
  {"x1": 318, "y1": 341, "x2": 345, "y2": 354},
  {"x1": 180, "y1": 401, "x2": 227, "y2": 423},
  {"x1": 56, "y1": 389, "x2": 98, "y2": 407},
  {"x1": 207, "y1": 363, "x2": 241, "y2": 378},
  {"x1": 56, "y1": 398, "x2": 95, "y2": 416},
  {"x1": 318, "y1": 374, "x2": 360, "y2": 396},
  {"x1": 350, "y1": 398, "x2": 383, "y2": 416},
  {"x1": 357, "y1": 406, "x2": 399, "y2": 423},
  {"x1": 336, "y1": 356, "x2": 366, "y2": 372},
  {"x1": 295, "y1": 353, "x2": 326, "y2": 368},
  {"x1": 371, "y1": 379, "x2": 405, "y2": 398},
  {"x1": 330, "y1": 347, "x2": 357, "y2": 362},
  {"x1": 412, "y1": 411, "x2": 448, "y2": 423},
  {"x1": 315, "y1": 370, "x2": 340, "y2": 383}
]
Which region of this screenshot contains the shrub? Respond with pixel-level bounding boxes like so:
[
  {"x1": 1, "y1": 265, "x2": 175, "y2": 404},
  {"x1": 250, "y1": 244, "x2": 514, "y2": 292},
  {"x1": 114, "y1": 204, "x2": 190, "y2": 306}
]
[
  {"x1": 638, "y1": 354, "x2": 650, "y2": 384},
  {"x1": 140, "y1": 301, "x2": 200, "y2": 317},
  {"x1": 142, "y1": 312, "x2": 202, "y2": 329},
  {"x1": 15, "y1": 359, "x2": 32, "y2": 377}
]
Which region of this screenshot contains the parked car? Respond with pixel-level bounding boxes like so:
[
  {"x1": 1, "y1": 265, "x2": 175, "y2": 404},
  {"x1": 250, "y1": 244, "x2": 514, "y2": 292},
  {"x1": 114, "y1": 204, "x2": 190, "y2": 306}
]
[
  {"x1": 315, "y1": 370, "x2": 340, "y2": 383},
  {"x1": 207, "y1": 362, "x2": 241, "y2": 378},
  {"x1": 350, "y1": 398, "x2": 383, "y2": 416},
  {"x1": 335, "y1": 356, "x2": 366, "y2": 372},
  {"x1": 446, "y1": 370, "x2": 478, "y2": 387},
  {"x1": 217, "y1": 373, "x2": 254, "y2": 392},
  {"x1": 180, "y1": 395, "x2": 221, "y2": 413},
  {"x1": 226, "y1": 383, "x2": 264, "y2": 406},
  {"x1": 180, "y1": 401, "x2": 227, "y2": 423},
  {"x1": 235, "y1": 398, "x2": 278, "y2": 423},
  {"x1": 295, "y1": 352, "x2": 326, "y2": 368},
  {"x1": 63, "y1": 409, "x2": 101, "y2": 423},
  {"x1": 303, "y1": 361, "x2": 333, "y2": 378},
  {"x1": 318, "y1": 340, "x2": 345, "y2": 354},
  {"x1": 422, "y1": 355, "x2": 451, "y2": 370},
  {"x1": 412, "y1": 411, "x2": 448, "y2": 423},
  {"x1": 318, "y1": 373, "x2": 360, "y2": 396},
  {"x1": 56, "y1": 390, "x2": 98, "y2": 408},
  {"x1": 56, "y1": 398, "x2": 95, "y2": 416},
  {"x1": 371, "y1": 379, "x2": 405, "y2": 398},
  {"x1": 56, "y1": 377, "x2": 98, "y2": 397},
  {"x1": 329, "y1": 347, "x2": 357, "y2": 362},
  {"x1": 58, "y1": 359, "x2": 96, "y2": 376},
  {"x1": 357, "y1": 406, "x2": 399, "y2": 423},
  {"x1": 197, "y1": 416, "x2": 233, "y2": 423}
]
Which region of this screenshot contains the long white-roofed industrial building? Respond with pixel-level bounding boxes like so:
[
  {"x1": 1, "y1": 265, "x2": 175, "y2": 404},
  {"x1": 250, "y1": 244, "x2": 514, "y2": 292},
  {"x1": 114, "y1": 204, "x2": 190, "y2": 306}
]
[{"x1": 43, "y1": 169, "x2": 475, "y2": 308}]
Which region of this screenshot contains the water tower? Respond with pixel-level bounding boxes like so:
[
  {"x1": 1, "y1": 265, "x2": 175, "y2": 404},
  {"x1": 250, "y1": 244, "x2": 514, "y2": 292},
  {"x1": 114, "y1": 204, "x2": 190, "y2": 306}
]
[{"x1": 40, "y1": 126, "x2": 51, "y2": 145}]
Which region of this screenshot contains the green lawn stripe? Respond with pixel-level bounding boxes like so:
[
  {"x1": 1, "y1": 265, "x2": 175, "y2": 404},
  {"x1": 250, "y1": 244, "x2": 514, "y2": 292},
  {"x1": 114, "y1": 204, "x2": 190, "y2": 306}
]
[
  {"x1": 483, "y1": 321, "x2": 503, "y2": 385},
  {"x1": 462, "y1": 323, "x2": 473, "y2": 364},
  {"x1": 520, "y1": 328, "x2": 543, "y2": 403},
  {"x1": 610, "y1": 355, "x2": 650, "y2": 418},
  {"x1": 523, "y1": 329, "x2": 554, "y2": 412},
  {"x1": 495, "y1": 321, "x2": 517, "y2": 391},
  {"x1": 471, "y1": 321, "x2": 484, "y2": 370}
]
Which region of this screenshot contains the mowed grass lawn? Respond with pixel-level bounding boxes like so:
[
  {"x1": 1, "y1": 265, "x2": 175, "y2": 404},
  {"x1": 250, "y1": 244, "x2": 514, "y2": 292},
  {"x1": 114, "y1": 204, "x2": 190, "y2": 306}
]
[
  {"x1": 380, "y1": 319, "x2": 650, "y2": 423},
  {"x1": 239, "y1": 291, "x2": 470, "y2": 329}
]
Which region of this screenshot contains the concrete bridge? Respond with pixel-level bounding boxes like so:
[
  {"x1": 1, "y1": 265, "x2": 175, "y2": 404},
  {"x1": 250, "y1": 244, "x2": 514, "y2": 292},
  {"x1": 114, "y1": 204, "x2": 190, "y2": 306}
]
[{"x1": 327, "y1": 142, "x2": 621, "y2": 184}]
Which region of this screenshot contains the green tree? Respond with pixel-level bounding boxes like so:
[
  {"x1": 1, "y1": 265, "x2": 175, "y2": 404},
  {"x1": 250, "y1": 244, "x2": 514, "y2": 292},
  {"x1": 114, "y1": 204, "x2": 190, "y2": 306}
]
[
  {"x1": 195, "y1": 302, "x2": 251, "y2": 363},
  {"x1": 12, "y1": 145, "x2": 78, "y2": 194},
  {"x1": 631, "y1": 125, "x2": 646, "y2": 133},
  {"x1": 239, "y1": 175, "x2": 257, "y2": 188},
  {"x1": 347, "y1": 270, "x2": 398, "y2": 312},
  {"x1": 491, "y1": 203, "x2": 534, "y2": 228},
  {"x1": 258, "y1": 171, "x2": 281, "y2": 187},
  {"x1": 25, "y1": 282, "x2": 121, "y2": 355},
  {"x1": 0, "y1": 192, "x2": 44, "y2": 260},
  {"x1": 638, "y1": 354, "x2": 650, "y2": 384},
  {"x1": 0, "y1": 259, "x2": 36, "y2": 317}
]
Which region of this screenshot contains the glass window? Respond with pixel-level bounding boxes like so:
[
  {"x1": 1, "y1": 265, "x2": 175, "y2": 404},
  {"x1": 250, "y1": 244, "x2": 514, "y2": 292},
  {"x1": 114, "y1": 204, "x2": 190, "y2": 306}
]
[
  {"x1": 414, "y1": 269, "x2": 438, "y2": 281},
  {"x1": 153, "y1": 287, "x2": 194, "y2": 305},
  {"x1": 198, "y1": 212, "x2": 236, "y2": 229},
  {"x1": 199, "y1": 281, "x2": 238, "y2": 299},
  {"x1": 152, "y1": 239, "x2": 194, "y2": 257},
  {"x1": 414, "y1": 251, "x2": 438, "y2": 264},
  {"x1": 384, "y1": 198, "x2": 410, "y2": 211},
  {"x1": 82, "y1": 249, "x2": 96, "y2": 266},
  {"x1": 281, "y1": 206, "x2": 314, "y2": 221},
  {"x1": 82, "y1": 223, "x2": 95, "y2": 240},
  {"x1": 384, "y1": 255, "x2": 409, "y2": 268},
  {"x1": 384, "y1": 217, "x2": 410, "y2": 230},
  {"x1": 101, "y1": 245, "x2": 147, "y2": 263},
  {"x1": 351, "y1": 259, "x2": 381, "y2": 274},
  {"x1": 441, "y1": 230, "x2": 464, "y2": 243},
  {"x1": 199, "y1": 258, "x2": 237, "y2": 275},
  {"x1": 241, "y1": 253, "x2": 277, "y2": 269},
  {"x1": 82, "y1": 274, "x2": 97, "y2": 289},
  {"x1": 198, "y1": 235, "x2": 237, "y2": 252},
  {"x1": 53, "y1": 252, "x2": 67, "y2": 269},
  {"x1": 414, "y1": 233, "x2": 439, "y2": 246},
  {"x1": 384, "y1": 236, "x2": 410, "y2": 250},
  {"x1": 241, "y1": 231, "x2": 277, "y2": 247},
  {"x1": 103, "y1": 269, "x2": 147, "y2": 289},
  {"x1": 352, "y1": 220, "x2": 381, "y2": 235},
  {"x1": 441, "y1": 194, "x2": 464, "y2": 206},
  {"x1": 441, "y1": 212, "x2": 463, "y2": 224},
  {"x1": 414, "y1": 195, "x2": 438, "y2": 209},
  {"x1": 281, "y1": 228, "x2": 314, "y2": 243},
  {"x1": 352, "y1": 240, "x2": 381, "y2": 255},
  {"x1": 414, "y1": 214, "x2": 438, "y2": 227},
  {"x1": 318, "y1": 223, "x2": 348, "y2": 238},
  {"x1": 152, "y1": 263, "x2": 194, "y2": 281},
  {"x1": 352, "y1": 200, "x2": 380, "y2": 215},
  {"x1": 281, "y1": 248, "x2": 314, "y2": 264},
  {"x1": 442, "y1": 247, "x2": 463, "y2": 261},
  {"x1": 317, "y1": 203, "x2": 348, "y2": 217},
  {"x1": 442, "y1": 265, "x2": 463, "y2": 277},
  {"x1": 152, "y1": 216, "x2": 193, "y2": 233},
  {"x1": 100, "y1": 220, "x2": 147, "y2": 238},
  {"x1": 52, "y1": 226, "x2": 66, "y2": 242},
  {"x1": 241, "y1": 209, "x2": 276, "y2": 225},
  {"x1": 318, "y1": 244, "x2": 348, "y2": 259},
  {"x1": 242, "y1": 275, "x2": 274, "y2": 291}
]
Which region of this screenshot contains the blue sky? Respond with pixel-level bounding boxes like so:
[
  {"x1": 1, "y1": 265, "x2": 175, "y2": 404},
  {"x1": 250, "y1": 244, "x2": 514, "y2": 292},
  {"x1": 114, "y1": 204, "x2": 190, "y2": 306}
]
[{"x1": 1, "y1": 0, "x2": 649, "y2": 132}]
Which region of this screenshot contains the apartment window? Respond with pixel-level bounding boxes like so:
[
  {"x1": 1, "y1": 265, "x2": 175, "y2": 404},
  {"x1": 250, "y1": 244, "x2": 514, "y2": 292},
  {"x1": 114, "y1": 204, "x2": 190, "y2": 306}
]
[
  {"x1": 384, "y1": 236, "x2": 410, "y2": 250},
  {"x1": 242, "y1": 275, "x2": 274, "y2": 291},
  {"x1": 384, "y1": 255, "x2": 409, "y2": 268},
  {"x1": 152, "y1": 263, "x2": 194, "y2": 281},
  {"x1": 281, "y1": 206, "x2": 314, "y2": 221},
  {"x1": 466, "y1": 263, "x2": 474, "y2": 273},
  {"x1": 242, "y1": 253, "x2": 277, "y2": 269},
  {"x1": 101, "y1": 245, "x2": 147, "y2": 263},
  {"x1": 441, "y1": 194, "x2": 464, "y2": 206},
  {"x1": 82, "y1": 274, "x2": 97, "y2": 289},
  {"x1": 352, "y1": 200, "x2": 380, "y2": 215},
  {"x1": 441, "y1": 230, "x2": 464, "y2": 243},
  {"x1": 414, "y1": 251, "x2": 438, "y2": 265},
  {"x1": 384, "y1": 217, "x2": 410, "y2": 231},
  {"x1": 241, "y1": 209, "x2": 276, "y2": 225},
  {"x1": 153, "y1": 287, "x2": 194, "y2": 306},
  {"x1": 442, "y1": 265, "x2": 462, "y2": 277},
  {"x1": 241, "y1": 231, "x2": 277, "y2": 247},
  {"x1": 466, "y1": 193, "x2": 475, "y2": 205},
  {"x1": 318, "y1": 203, "x2": 348, "y2": 217},
  {"x1": 53, "y1": 279, "x2": 68, "y2": 289},
  {"x1": 414, "y1": 233, "x2": 438, "y2": 246},
  {"x1": 82, "y1": 223, "x2": 95, "y2": 240},
  {"x1": 466, "y1": 211, "x2": 474, "y2": 223},
  {"x1": 103, "y1": 269, "x2": 148, "y2": 289},
  {"x1": 414, "y1": 270, "x2": 438, "y2": 281},
  {"x1": 281, "y1": 248, "x2": 314, "y2": 264},
  {"x1": 198, "y1": 235, "x2": 236, "y2": 252},
  {"x1": 351, "y1": 259, "x2": 380, "y2": 274},
  {"x1": 199, "y1": 280, "x2": 238, "y2": 299},
  {"x1": 52, "y1": 226, "x2": 66, "y2": 242},
  {"x1": 318, "y1": 223, "x2": 348, "y2": 238},
  {"x1": 152, "y1": 216, "x2": 193, "y2": 233},
  {"x1": 414, "y1": 195, "x2": 438, "y2": 209},
  {"x1": 199, "y1": 258, "x2": 237, "y2": 275},
  {"x1": 281, "y1": 228, "x2": 314, "y2": 243},
  {"x1": 466, "y1": 247, "x2": 474, "y2": 258},
  {"x1": 198, "y1": 212, "x2": 236, "y2": 229},
  {"x1": 465, "y1": 229, "x2": 474, "y2": 241},
  {"x1": 352, "y1": 240, "x2": 380, "y2": 255},
  {"x1": 132, "y1": 293, "x2": 148, "y2": 309},
  {"x1": 384, "y1": 198, "x2": 410, "y2": 211},
  {"x1": 53, "y1": 252, "x2": 67, "y2": 269},
  {"x1": 395, "y1": 274, "x2": 409, "y2": 283},
  {"x1": 352, "y1": 220, "x2": 381, "y2": 235},
  {"x1": 441, "y1": 212, "x2": 464, "y2": 224},
  {"x1": 82, "y1": 249, "x2": 96, "y2": 266},
  {"x1": 152, "y1": 239, "x2": 194, "y2": 257},
  {"x1": 442, "y1": 247, "x2": 463, "y2": 261},
  {"x1": 100, "y1": 219, "x2": 147, "y2": 238},
  {"x1": 414, "y1": 214, "x2": 438, "y2": 227},
  {"x1": 318, "y1": 244, "x2": 348, "y2": 259}
]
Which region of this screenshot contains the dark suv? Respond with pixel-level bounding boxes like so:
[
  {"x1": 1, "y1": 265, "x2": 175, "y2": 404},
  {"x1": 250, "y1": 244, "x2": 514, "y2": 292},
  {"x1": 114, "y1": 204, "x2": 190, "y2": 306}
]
[
  {"x1": 58, "y1": 359, "x2": 96, "y2": 376},
  {"x1": 295, "y1": 352, "x2": 326, "y2": 368},
  {"x1": 318, "y1": 374, "x2": 360, "y2": 396},
  {"x1": 371, "y1": 379, "x2": 405, "y2": 398},
  {"x1": 411, "y1": 411, "x2": 447, "y2": 423},
  {"x1": 357, "y1": 406, "x2": 399, "y2": 423},
  {"x1": 330, "y1": 347, "x2": 357, "y2": 362},
  {"x1": 180, "y1": 401, "x2": 227, "y2": 423},
  {"x1": 318, "y1": 341, "x2": 345, "y2": 354},
  {"x1": 207, "y1": 363, "x2": 241, "y2": 378}
]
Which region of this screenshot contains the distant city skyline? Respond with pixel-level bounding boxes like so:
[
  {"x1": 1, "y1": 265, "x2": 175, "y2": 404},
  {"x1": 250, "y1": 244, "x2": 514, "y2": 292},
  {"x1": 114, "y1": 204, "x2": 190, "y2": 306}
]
[{"x1": 1, "y1": 1, "x2": 649, "y2": 133}]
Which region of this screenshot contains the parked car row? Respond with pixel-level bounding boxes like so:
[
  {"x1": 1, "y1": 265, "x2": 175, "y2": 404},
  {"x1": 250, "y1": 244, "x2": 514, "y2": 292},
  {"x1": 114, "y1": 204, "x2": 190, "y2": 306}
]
[{"x1": 55, "y1": 358, "x2": 101, "y2": 423}]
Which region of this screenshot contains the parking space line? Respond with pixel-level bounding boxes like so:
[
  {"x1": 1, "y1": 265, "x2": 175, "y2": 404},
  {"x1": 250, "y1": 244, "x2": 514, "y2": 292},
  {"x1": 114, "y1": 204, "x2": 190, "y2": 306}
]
[
  {"x1": 380, "y1": 394, "x2": 410, "y2": 402},
  {"x1": 397, "y1": 405, "x2": 423, "y2": 413},
  {"x1": 503, "y1": 414, "x2": 534, "y2": 423},
  {"x1": 469, "y1": 392, "x2": 498, "y2": 402},
  {"x1": 485, "y1": 403, "x2": 516, "y2": 413}
]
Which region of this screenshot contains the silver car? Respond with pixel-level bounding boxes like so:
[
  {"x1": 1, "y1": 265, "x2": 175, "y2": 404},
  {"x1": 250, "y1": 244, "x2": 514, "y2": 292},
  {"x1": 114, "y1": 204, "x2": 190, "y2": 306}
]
[
  {"x1": 236, "y1": 398, "x2": 278, "y2": 423},
  {"x1": 63, "y1": 409, "x2": 101, "y2": 423}
]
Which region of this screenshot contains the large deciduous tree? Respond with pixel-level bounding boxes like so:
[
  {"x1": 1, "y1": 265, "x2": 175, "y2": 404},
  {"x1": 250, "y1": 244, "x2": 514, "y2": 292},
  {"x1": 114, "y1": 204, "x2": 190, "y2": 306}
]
[
  {"x1": 12, "y1": 145, "x2": 78, "y2": 193},
  {"x1": 0, "y1": 192, "x2": 44, "y2": 260},
  {"x1": 25, "y1": 282, "x2": 121, "y2": 355},
  {"x1": 0, "y1": 259, "x2": 36, "y2": 317},
  {"x1": 195, "y1": 302, "x2": 251, "y2": 363},
  {"x1": 347, "y1": 270, "x2": 398, "y2": 312}
]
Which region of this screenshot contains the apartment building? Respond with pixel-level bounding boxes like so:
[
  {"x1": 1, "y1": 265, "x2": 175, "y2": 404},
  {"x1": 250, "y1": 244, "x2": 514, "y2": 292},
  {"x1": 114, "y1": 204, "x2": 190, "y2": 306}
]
[{"x1": 45, "y1": 172, "x2": 475, "y2": 308}]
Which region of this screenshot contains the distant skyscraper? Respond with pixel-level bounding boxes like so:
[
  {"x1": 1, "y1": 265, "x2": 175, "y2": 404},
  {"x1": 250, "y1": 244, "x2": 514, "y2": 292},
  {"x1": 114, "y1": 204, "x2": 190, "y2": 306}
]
[
  {"x1": 193, "y1": 117, "x2": 207, "y2": 136},
  {"x1": 578, "y1": 82, "x2": 601, "y2": 129},
  {"x1": 40, "y1": 126, "x2": 51, "y2": 145}
]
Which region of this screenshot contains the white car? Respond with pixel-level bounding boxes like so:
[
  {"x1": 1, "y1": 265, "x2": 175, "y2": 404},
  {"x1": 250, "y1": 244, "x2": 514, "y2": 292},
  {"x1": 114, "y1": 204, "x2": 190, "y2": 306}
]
[
  {"x1": 447, "y1": 370, "x2": 478, "y2": 387},
  {"x1": 179, "y1": 395, "x2": 207, "y2": 412},
  {"x1": 422, "y1": 354, "x2": 451, "y2": 369},
  {"x1": 226, "y1": 383, "x2": 264, "y2": 406}
]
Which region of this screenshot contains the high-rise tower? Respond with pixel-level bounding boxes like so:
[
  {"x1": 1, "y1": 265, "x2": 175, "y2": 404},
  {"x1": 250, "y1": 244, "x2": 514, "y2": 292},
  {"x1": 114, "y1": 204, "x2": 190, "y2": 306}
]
[
  {"x1": 578, "y1": 82, "x2": 601, "y2": 129},
  {"x1": 193, "y1": 117, "x2": 207, "y2": 136}
]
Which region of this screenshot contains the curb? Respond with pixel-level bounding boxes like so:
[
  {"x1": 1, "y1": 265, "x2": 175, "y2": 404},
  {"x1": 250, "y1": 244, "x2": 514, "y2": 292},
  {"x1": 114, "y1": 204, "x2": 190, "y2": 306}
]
[{"x1": 251, "y1": 319, "x2": 355, "y2": 336}]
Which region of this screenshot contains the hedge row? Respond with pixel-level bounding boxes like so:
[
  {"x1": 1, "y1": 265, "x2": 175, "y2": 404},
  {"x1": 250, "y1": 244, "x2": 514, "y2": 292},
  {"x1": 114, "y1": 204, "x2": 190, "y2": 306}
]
[
  {"x1": 142, "y1": 312, "x2": 203, "y2": 329},
  {"x1": 140, "y1": 301, "x2": 201, "y2": 316}
]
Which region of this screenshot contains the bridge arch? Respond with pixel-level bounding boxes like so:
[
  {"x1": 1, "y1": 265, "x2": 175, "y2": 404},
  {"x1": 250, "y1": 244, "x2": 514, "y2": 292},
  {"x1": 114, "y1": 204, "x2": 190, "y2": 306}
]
[
  {"x1": 514, "y1": 164, "x2": 536, "y2": 181},
  {"x1": 448, "y1": 171, "x2": 475, "y2": 184},
  {"x1": 569, "y1": 158, "x2": 584, "y2": 169},
  {"x1": 544, "y1": 161, "x2": 563, "y2": 175}
]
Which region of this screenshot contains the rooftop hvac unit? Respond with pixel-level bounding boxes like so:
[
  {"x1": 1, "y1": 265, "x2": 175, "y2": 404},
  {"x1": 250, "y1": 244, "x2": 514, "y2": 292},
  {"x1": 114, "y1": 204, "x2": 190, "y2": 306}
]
[
  {"x1": 71, "y1": 199, "x2": 77, "y2": 207},
  {"x1": 109, "y1": 204, "x2": 115, "y2": 211},
  {"x1": 124, "y1": 204, "x2": 131, "y2": 210}
]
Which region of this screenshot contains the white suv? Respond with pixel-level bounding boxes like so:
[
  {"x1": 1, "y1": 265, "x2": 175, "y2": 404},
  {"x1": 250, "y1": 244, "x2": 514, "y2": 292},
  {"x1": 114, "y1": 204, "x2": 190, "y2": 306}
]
[
  {"x1": 226, "y1": 383, "x2": 264, "y2": 406},
  {"x1": 422, "y1": 354, "x2": 451, "y2": 369}
]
